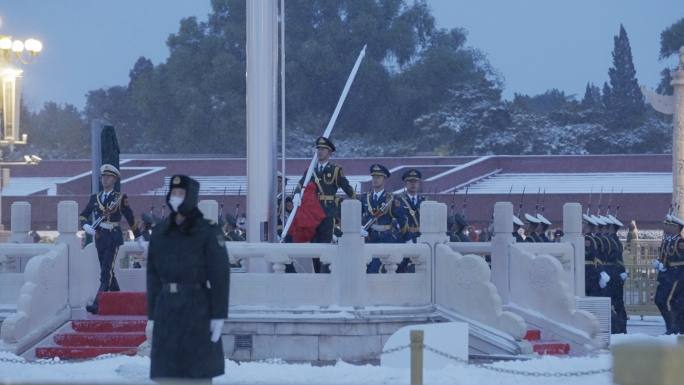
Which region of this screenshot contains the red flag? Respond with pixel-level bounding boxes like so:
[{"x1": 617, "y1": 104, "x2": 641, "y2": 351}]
[{"x1": 290, "y1": 182, "x2": 327, "y2": 243}]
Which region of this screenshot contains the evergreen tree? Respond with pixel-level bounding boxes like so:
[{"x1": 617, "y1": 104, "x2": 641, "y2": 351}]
[
  {"x1": 656, "y1": 18, "x2": 684, "y2": 95},
  {"x1": 602, "y1": 24, "x2": 645, "y2": 131},
  {"x1": 581, "y1": 82, "x2": 602, "y2": 109}
]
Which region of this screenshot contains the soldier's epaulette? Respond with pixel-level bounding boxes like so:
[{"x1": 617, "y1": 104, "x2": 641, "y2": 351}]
[{"x1": 329, "y1": 163, "x2": 341, "y2": 169}]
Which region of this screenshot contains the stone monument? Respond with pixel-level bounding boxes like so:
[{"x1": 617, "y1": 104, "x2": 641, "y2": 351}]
[{"x1": 642, "y1": 46, "x2": 684, "y2": 216}]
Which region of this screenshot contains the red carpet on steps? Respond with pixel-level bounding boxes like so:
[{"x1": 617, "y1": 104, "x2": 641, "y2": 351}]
[
  {"x1": 523, "y1": 329, "x2": 570, "y2": 355},
  {"x1": 35, "y1": 292, "x2": 148, "y2": 359}
]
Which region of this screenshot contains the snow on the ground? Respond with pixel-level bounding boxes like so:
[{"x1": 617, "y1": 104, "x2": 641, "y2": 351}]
[{"x1": 0, "y1": 318, "x2": 678, "y2": 384}]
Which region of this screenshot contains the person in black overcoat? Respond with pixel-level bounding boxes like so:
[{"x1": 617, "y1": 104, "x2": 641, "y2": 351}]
[{"x1": 146, "y1": 175, "x2": 230, "y2": 382}]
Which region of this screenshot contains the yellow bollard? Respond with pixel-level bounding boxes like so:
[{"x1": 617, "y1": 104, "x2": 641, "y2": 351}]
[
  {"x1": 614, "y1": 342, "x2": 684, "y2": 385},
  {"x1": 410, "y1": 330, "x2": 424, "y2": 385}
]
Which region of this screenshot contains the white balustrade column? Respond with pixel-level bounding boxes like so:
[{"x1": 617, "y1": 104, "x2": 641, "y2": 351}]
[
  {"x1": 54, "y1": 201, "x2": 88, "y2": 309},
  {"x1": 492, "y1": 202, "x2": 514, "y2": 304},
  {"x1": 198, "y1": 200, "x2": 219, "y2": 223},
  {"x1": 8, "y1": 201, "x2": 33, "y2": 243},
  {"x1": 416, "y1": 201, "x2": 448, "y2": 276},
  {"x1": 563, "y1": 203, "x2": 584, "y2": 297},
  {"x1": 337, "y1": 199, "x2": 365, "y2": 306}
]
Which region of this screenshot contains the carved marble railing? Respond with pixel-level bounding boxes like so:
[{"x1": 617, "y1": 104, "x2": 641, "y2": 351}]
[
  {"x1": 0, "y1": 243, "x2": 70, "y2": 353},
  {"x1": 434, "y1": 243, "x2": 527, "y2": 340}
]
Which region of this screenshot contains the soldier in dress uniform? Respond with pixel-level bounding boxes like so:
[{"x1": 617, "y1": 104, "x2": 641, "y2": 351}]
[
  {"x1": 523, "y1": 214, "x2": 542, "y2": 242},
  {"x1": 223, "y1": 213, "x2": 245, "y2": 242},
  {"x1": 448, "y1": 214, "x2": 470, "y2": 242},
  {"x1": 512, "y1": 215, "x2": 525, "y2": 242},
  {"x1": 276, "y1": 172, "x2": 296, "y2": 273},
  {"x1": 360, "y1": 164, "x2": 407, "y2": 273},
  {"x1": 396, "y1": 169, "x2": 427, "y2": 273},
  {"x1": 293, "y1": 136, "x2": 357, "y2": 273},
  {"x1": 140, "y1": 213, "x2": 155, "y2": 242},
  {"x1": 583, "y1": 214, "x2": 602, "y2": 297},
  {"x1": 666, "y1": 215, "x2": 684, "y2": 334},
  {"x1": 79, "y1": 164, "x2": 145, "y2": 314},
  {"x1": 654, "y1": 214, "x2": 676, "y2": 334},
  {"x1": 605, "y1": 214, "x2": 628, "y2": 333},
  {"x1": 536, "y1": 213, "x2": 553, "y2": 242}
]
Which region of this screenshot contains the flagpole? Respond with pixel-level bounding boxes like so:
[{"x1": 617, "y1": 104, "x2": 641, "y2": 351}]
[{"x1": 280, "y1": 45, "x2": 367, "y2": 242}]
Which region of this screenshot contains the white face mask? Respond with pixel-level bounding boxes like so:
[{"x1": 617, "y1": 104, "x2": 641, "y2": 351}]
[{"x1": 169, "y1": 196, "x2": 184, "y2": 212}]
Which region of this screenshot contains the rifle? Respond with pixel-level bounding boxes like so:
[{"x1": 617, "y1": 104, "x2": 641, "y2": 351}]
[
  {"x1": 541, "y1": 189, "x2": 546, "y2": 214},
  {"x1": 218, "y1": 187, "x2": 227, "y2": 222},
  {"x1": 235, "y1": 185, "x2": 242, "y2": 217},
  {"x1": 432, "y1": 186, "x2": 437, "y2": 201},
  {"x1": 363, "y1": 197, "x2": 392, "y2": 233},
  {"x1": 150, "y1": 190, "x2": 157, "y2": 217},
  {"x1": 606, "y1": 188, "x2": 614, "y2": 217},
  {"x1": 462, "y1": 186, "x2": 469, "y2": 218},
  {"x1": 534, "y1": 187, "x2": 540, "y2": 215},
  {"x1": 450, "y1": 189, "x2": 457, "y2": 216},
  {"x1": 596, "y1": 187, "x2": 603, "y2": 216},
  {"x1": 507, "y1": 185, "x2": 513, "y2": 202},
  {"x1": 517, "y1": 186, "x2": 526, "y2": 219},
  {"x1": 161, "y1": 189, "x2": 167, "y2": 219},
  {"x1": 586, "y1": 186, "x2": 593, "y2": 216},
  {"x1": 614, "y1": 188, "x2": 623, "y2": 218},
  {"x1": 92, "y1": 194, "x2": 124, "y2": 232}
]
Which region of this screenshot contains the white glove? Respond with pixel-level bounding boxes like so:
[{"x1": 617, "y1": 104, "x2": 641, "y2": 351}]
[
  {"x1": 360, "y1": 227, "x2": 369, "y2": 237},
  {"x1": 599, "y1": 278, "x2": 607, "y2": 289},
  {"x1": 210, "y1": 319, "x2": 225, "y2": 343},
  {"x1": 83, "y1": 224, "x2": 96, "y2": 235},
  {"x1": 406, "y1": 240, "x2": 413, "y2": 244},
  {"x1": 659, "y1": 267, "x2": 668, "y2": 273},
  {"x1": 332, "y1": 234, "x2": 338, "y2": 243},
  {"x1": 137, "y1": 237, "x2": 145, "y2": 251},
  {"x1": 276, "y1": 235, "x2": 282, "y2": 243},
  {"x1": 620, "y1": 272, "x2": 628, "y2": 281},
  {"x1": 653, "y1": 260, "x2": 660, "y2": 269},
  {"x1": 292, "y1": 193, "x2": 302, "y2": 207},
  {"x1": 600, "y1": 271, "x2": 610, "y2": 283}
]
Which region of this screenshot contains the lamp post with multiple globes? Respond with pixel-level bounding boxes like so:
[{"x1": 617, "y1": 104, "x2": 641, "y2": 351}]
[{"x1": 0, "y1": 17, "x2": 43, "y2": 240}]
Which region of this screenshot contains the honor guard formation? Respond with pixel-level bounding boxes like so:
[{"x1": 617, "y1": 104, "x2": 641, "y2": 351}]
[{"x1": 82, "y1": 138, "x2": 684, "y2": 336}]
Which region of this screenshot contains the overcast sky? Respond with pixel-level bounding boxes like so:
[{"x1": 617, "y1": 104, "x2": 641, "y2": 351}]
[{"x1": 1, "y1": 0, "x2": 681, "y2": 113}]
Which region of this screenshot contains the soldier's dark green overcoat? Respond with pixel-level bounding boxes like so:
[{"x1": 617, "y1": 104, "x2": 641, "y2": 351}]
[{"x1": 146, "y1": 213, "x2": 230, "y2": 379}]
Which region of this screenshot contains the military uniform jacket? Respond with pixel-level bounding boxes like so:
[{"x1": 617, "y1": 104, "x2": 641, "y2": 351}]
[
  {"x1": 224, "y1": 231, "x2": 245, "y2": 242},
  {"x1": 295, "y1": 163, "x2": 356, "y2": 219},
  {"x1": 666, "y1": 235, "x2": 684, "y2": 269},
  {"x1": 79, "y1": 191, "x2": 141, "y2": 250},
  {"x1": 539, "y1": 233, "x2": 552, "y2": 243},
  {"x1": 276, "y1": 193, "x2": 290, "y2": 235},
  {"x1": 513, "y1": 232, "x2": 524, "y2": 242},
  {"x1": 398, "y1": 194, "x2": 428, "y2": 230},
  {"x1": 449, "y1": 232, "x2": 471, "y2": 242},
  {"x1": 147, "y1": 217, "x2": 230, "y2": 379},
  {"x1": 525, "y1": 232, "x2": 543, "y2": 243},
  {"x1": 360, "y1": 191, "x2": 408, "y2": 234}
]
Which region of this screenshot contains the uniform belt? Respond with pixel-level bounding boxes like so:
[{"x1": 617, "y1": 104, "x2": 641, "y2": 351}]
[
  {"x1": 162, "y1": 283, "x2": 204, "y2": 293},
  {"x1": 408, "y1": 226, "x2": 420, "y2": 233},
  {"x1": 318, "y1": 195, "x2": 337, "y2": 201},
  {"x1": 602, "y1": 262, "x2": 617, "y2": 265},
  {"x1": 668, "y1": 262, "x2": 684, "y2": 267},
  {"x1": 371, "y1": 224, "x2": 392, "y2": 232}
]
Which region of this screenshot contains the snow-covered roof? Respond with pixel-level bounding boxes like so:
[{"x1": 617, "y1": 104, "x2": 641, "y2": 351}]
[
  {"x1": 1, "y1": 178, "x2": 65, "y2": 196},
  {"x1": 457, "y1": 172, "x2": 672, "y2": 194}
]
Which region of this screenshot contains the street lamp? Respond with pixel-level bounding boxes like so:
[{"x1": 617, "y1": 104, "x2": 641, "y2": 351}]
[{"x1": 0, "y1": 17, "x2": 43, "y2": 241}]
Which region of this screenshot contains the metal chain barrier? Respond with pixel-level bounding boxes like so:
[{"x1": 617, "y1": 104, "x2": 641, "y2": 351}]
[
  {"x1": 1, "y1": 342, "x2": 613, "y2": 378},
  {"x1": 423, "y1": 344, "x2": 612, "y2": 377}
]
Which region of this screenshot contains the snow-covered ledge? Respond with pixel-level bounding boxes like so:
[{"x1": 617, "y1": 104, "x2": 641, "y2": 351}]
[{"x1": 0, "y1": 243, "x2": 70, "y2": 354}]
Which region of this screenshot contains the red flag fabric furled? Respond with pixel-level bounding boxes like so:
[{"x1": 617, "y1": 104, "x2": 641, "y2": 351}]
[{"x1": 289, "y1": 182, "x2": 327, "y2": 243}]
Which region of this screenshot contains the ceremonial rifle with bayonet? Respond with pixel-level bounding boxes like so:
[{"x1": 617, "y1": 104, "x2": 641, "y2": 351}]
[
  {"x1": 362, "y1": 196, "x2": 392, "y2": 240},
  {"x1": 462, "y1": 186, "x2": 468, "y2": 218},
  {"x1": 91, "y1": 194, "x2": 124, "y2": 239}
]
